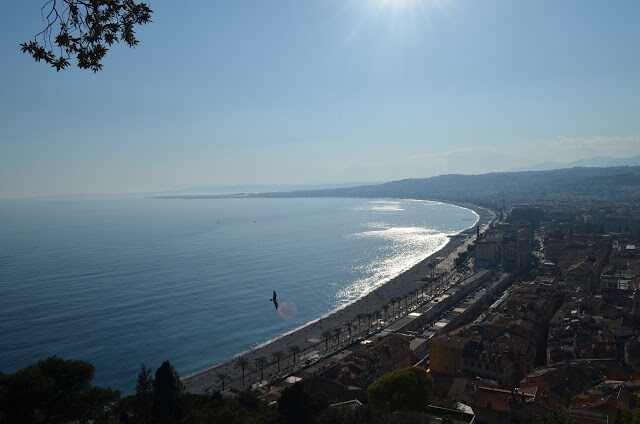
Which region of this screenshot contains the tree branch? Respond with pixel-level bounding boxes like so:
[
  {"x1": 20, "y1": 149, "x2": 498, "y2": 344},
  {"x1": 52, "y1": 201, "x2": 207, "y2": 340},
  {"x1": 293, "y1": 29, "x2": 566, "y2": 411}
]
[{"x1": 22, "y1": 0, "x2": 152, "y2": 72}]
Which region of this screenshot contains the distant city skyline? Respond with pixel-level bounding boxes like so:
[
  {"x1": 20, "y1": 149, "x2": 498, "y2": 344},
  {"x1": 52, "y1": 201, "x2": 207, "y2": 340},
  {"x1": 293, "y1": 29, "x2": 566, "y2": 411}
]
[{"x1": 1, "y1": 0, "x2": 639, "y2": 198}]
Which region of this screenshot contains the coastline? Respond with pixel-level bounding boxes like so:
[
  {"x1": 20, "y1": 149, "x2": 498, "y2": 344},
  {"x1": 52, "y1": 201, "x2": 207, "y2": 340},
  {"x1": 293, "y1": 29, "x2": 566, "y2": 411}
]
[{"x1": 182, "y1": 201, "x2": 493, "y2": 394}]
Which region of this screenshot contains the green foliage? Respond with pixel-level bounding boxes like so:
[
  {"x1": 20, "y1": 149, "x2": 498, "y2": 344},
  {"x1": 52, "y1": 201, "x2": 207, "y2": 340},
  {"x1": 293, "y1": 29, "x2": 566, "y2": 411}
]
[
  {"x1": 152, "y1": 360, "x2": 183, "y2": 424},
  {"x1": 278, "y1": 382, "x2": 328, "y2": 424},
  {"x1": 134, "y1": 363, "x2": 153, "y2": 424},
  {"x1": 317, "y1": 405, "x2": 445, "y2": 424},
  {"x1": 21, "y1": 0, "x2": 152, "y2": 71},
  {"x1": 0, "y1": 356, "x2": 119, "y2": 424},
  {"x1": 454, "y1": 251, "x2": 469, "y2": 267},
  {"x1": 216, "y1": 372, "x2": 229, "y2": 392},
  {"x1": 316, "y1": 405, "x2": 370, "y2": 424},
  {"x1": 429, "y1": 397, "x2": 457, "y2": 409},
  {"x1": 272, "y1": 351, "x2": 284, "y2": 372},
  {"x1": 367, "y1": 367, "x2": 434, "y2": 413},
  {"x1": 613, "y1": 408, "x2": 640, "y2": 424},
  {"x1": 289, "y1": 346, "x2": 301, "y2": 365},
  {"x1": 561, "y1": 389, "x2": 572, "y2": 408},
  {"x1": 521, "y1": 408, "x2": 575, "y2": 424},
  {"x1": 236, "y1": 357, "x2": 250, "y2": 389},
  {"x1": 255, "y1": 357, "x2": 267, "y2": 380},
  {"x1": 180, "y1": 391, "x2": 279, "y2": 424}
]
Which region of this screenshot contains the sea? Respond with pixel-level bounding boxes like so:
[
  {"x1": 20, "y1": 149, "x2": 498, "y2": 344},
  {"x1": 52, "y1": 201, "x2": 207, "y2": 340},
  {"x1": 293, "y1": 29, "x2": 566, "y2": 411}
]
[{"x1": 0, "y1": 196, "x2": 477, "y2": 393}]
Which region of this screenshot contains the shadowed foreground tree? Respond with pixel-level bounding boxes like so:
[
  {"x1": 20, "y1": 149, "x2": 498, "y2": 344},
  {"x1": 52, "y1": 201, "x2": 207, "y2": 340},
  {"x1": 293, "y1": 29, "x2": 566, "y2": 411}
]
[
  {"x1": 278, "y1": 382, "x2": 328, "y2": 424},
  {"x1": 134, "y1": 363, "x2": 154, "y2": 424},
  {"x1": 22, "y1": 0, "x2": 152, "y2": 71},
  {"x1": 152, "y1": 360, "x2": 183, "y2": 424},
  {"x1": 179, "y1": 390, "x2": 279, "y2": 424},
  {"x1": 367, "y1": 367, "x2": 434, "y2": 413},
  {"x1": 317, "y1": 405, "x2": 442, "y2": 424},
  {"x1": 0, "y1": 356, "x2": 119, "y2": 424}
]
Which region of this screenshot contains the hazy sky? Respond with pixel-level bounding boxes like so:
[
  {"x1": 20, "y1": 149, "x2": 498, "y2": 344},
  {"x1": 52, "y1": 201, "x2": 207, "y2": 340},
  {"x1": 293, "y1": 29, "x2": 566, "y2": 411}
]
[{"x1": 1, "y1": 0, "x2": 640, "y2": 197}]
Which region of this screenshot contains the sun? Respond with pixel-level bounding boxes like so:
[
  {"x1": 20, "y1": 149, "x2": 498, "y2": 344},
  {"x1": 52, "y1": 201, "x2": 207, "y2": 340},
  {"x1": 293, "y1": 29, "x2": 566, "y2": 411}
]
[
  {"x1": 379, "y1": 0, "x2": 421, "y2": 5},
  {"x1": 370, "y1": 0, "x2": 451, "y2": 19},
  {"x1": 376, "y1": 0, "x2": 440, "y2": 9},
  {"x1": 339, "y1": 0, "x2": 453, "y2": 48}
]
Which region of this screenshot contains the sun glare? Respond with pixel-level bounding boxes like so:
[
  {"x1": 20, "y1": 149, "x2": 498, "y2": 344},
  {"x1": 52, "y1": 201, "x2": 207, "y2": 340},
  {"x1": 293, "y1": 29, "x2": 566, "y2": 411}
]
[
  {"x1": 375, "y1": 0, "x2": 448, "y2": 11},
  {"x1": 338, "y1": 0, "x2": 453, "y2": 49},
  {"x1": 379, "y1": 0, "x2": 421, "y2": 6},
  {"x1": 367, "y1": 0, "x2": 452, "y2": 25}
]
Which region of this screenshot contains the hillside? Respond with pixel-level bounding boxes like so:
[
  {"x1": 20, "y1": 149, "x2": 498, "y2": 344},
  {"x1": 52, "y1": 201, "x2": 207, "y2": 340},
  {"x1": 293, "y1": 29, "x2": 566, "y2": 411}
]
[{"x1": 158, "y1": 166, "x2": 640, "y2": 207}]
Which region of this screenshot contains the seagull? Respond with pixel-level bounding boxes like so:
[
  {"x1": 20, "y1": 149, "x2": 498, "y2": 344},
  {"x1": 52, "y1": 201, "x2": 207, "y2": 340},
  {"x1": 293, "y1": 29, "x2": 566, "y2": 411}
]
[{"x1": 270, "y1": 290, "x2": 278, "y2": 310}]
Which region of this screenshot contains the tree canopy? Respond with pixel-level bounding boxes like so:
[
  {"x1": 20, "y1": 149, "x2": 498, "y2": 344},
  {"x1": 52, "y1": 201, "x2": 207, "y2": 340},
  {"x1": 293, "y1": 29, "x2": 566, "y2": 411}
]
[
  {"x1": 278, "y1": 383, "x2": 328, "y2": 424},
  {"x1": 0, "y1": 356, "x2": 119, "y2": 424},
  {"x1": 134, "y1": 364, "x2": 154, "y2": 424},
  {"x1": 366, "y1": 367, "x2": 434, "y2": 413},
  {"x1": 21, "y1": 0, "x2": 152, "y2": 72},
  {"x1": 152, "y1": 361, "x2": 183, "y2": 424}
]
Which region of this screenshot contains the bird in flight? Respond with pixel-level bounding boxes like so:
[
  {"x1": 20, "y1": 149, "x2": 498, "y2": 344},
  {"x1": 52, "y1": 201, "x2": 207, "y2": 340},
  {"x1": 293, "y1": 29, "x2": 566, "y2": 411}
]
[{"x1": 270, "y1": 290, "x2": 278, "y2": 310}]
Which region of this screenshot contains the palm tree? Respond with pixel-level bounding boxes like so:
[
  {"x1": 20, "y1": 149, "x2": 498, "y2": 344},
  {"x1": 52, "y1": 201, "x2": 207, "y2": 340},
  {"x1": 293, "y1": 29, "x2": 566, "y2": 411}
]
[
  {"x1": 367, "y1": 312, "x2": 375, "y2": 330},
  {"x1": 429, "y1": 261, "x2": 436, "y2": 279},
  {"x1": 288, "y1": 346, "x2": 301, "y2": 366},
  {"x1": 321, "y1": 330, "x2": 332, "y2": 351},
  {"x1": 235, "y1": 357, "x2": 249, "y2": 390},
  {"x1": 382, "y1": 304, "x2": 389, "y2": 321},
  {"x1": 344, "y1": 321, "x2": 352, "y2": 340},
  {"x1": 390, "y1": 297, "x2": 396, "y2": 317},
  {"x1": 333, "y1": 327, "x2": 342, "y2": 347},
  {"x1": 254, "y1": 357, "x2": 267, "y2": 380},
  {"x1": 217, "y1": 372, "x2": 228, "y2": 392},
  {"x1": 356, "y1": 314, "x2": 364, "y2": 334},
  {"x1": 272, "y1": 351, "x2": 284, "y2": 373}
]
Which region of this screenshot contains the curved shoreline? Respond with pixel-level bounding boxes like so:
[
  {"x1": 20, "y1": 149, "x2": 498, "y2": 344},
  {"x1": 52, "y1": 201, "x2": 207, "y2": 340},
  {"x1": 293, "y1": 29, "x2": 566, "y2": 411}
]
[{"x1": 182, "y1": 200, "x2": 493, "y2": 394}]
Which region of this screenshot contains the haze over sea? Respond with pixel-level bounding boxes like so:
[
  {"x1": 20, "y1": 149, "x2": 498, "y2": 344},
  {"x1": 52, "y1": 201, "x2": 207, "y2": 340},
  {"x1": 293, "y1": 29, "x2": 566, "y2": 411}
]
[{"x1": 0, "y1": 196, "x2": 476, "y2": 393}]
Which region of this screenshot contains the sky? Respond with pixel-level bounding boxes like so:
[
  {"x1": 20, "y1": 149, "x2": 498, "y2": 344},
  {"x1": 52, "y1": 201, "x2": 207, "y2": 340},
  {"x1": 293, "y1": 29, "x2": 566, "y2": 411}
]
[{"x1": 1, "y1": 0, "x2": 640, "y2": 198}]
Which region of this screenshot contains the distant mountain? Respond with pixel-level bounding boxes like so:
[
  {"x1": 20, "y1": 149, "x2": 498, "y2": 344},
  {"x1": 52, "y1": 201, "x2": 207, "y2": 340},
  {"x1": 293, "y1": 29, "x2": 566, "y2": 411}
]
[
  {"x1": 161, "y1": 181, "x2": 382, "y2": 196},
  {"x1": 509, "y1": 155, "x2": 640, "y2": 172},
  {"x1": 159, "y1": 166, "x2": 640, "y2": 207}
]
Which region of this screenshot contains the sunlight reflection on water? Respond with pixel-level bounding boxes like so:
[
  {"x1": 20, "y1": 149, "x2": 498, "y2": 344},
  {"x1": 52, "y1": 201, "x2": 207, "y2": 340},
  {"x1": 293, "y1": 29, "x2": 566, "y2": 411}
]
[{"x1": 336, "y1": 225, "x2": 449, "y2": 306}]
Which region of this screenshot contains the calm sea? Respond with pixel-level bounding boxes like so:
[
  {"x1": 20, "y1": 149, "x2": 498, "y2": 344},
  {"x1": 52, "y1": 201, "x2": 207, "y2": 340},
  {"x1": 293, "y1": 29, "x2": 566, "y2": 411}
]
[{"x1": 0, "y1": 196, "x2": 476, "y2": 393}]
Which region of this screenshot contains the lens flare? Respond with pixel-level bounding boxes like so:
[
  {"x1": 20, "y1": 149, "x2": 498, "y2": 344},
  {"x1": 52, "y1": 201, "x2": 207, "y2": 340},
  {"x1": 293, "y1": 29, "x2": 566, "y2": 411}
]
[{"x1": 278, "y1": 301, "x2": 298, "y2": 319}]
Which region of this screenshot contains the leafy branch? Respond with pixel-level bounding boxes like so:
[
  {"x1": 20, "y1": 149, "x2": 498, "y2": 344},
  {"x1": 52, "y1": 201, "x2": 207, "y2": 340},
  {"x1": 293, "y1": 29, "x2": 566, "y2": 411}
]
[{"x1": 21, "y1": 0, "x2": 152, "y2": 72}]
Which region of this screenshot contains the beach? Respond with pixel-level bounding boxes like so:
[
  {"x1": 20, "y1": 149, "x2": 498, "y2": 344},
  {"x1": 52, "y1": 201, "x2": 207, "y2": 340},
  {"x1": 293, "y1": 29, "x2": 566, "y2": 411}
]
[{"x1": 182, "y1": 203, "x2": 493, "y2": 394}]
